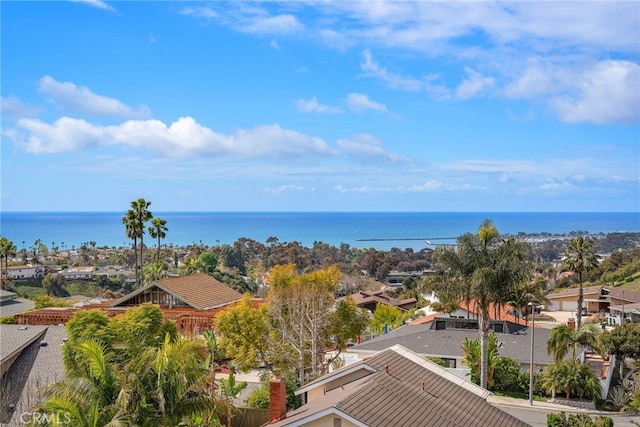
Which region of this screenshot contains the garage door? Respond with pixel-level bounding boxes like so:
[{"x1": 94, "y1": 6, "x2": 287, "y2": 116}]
[
  {"x1": 561, "y1": 301, "x2": 578, "y2": 312},
  {"x1": 547, "y1": 300, "x2": 561, "y2": 311}
]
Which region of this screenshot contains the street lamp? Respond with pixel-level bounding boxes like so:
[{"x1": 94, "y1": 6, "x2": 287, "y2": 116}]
[{"x1": 528, "y1": 301, "x2": 537, "y2": 406}]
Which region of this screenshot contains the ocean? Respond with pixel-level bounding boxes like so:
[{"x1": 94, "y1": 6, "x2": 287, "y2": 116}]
[{"x1": 1, "y1": 212, "x2": 639, "y2": 252}]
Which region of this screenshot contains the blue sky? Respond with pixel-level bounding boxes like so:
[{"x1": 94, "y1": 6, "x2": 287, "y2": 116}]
[{"x1": 1, "y1": 1, "x2": 639, "y2": 212}]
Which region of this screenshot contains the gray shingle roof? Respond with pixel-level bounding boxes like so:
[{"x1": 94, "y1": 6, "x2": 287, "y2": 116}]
[
  {"x1": 270, "y1": 345, "x2": 530, "y2": 427},
  {"x1": 0, "y1": 325, "x2": 67, "y2": 426},
  {"x1": 351, "y1": 323, "x2": 555, "y2": 366}
]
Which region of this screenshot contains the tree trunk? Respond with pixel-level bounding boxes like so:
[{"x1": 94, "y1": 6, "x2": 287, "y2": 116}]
[
  {"x1": 479, "y1": 309, "x2": 490, "y2": 389},
  {"x1": 576, "y1": 273, "x2": 583, "y2": 329}
]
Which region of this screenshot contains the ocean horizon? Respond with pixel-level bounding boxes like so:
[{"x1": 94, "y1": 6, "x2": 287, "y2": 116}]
[{"x1": 1, "y1": 211, "x2": 639, "y2": 252}]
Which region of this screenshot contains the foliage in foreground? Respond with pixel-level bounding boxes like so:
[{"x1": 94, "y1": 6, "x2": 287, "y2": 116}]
[
  {"x1": 547, "y1": 412, "x2": 613, "y2": 427},
  {"x1": 34, "y1": 304, "x2": 225, "y2": 426}
]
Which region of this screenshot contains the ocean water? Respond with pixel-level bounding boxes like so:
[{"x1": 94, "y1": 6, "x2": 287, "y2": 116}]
[{"x1": 1, "y1": 212, "x2": 638, "y2": 252}]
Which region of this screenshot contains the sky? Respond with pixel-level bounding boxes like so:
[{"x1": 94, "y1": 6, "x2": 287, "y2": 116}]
[{"x1": 1, "y1": 1, "x2": 639, "y2": 212}]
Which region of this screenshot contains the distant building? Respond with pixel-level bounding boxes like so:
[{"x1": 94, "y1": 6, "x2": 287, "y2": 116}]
[{"x1": 1, "y1": 265, "x2": 45, "y2": 281}]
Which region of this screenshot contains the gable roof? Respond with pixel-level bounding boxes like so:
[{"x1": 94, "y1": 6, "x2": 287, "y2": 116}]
[
  {"x1": 270, "y1": 345, "x2": 530, "y2": 427},
  {"x1": 110, "y1": 273, "x2": 242, "y2": 310},
  {"x1": 338, "y1": 290, "x2": 416, "y2": 311},
  {"x1": 546, "y1": 285, "x2": 640, "y2": 303},
  {"x1": 349, "y1": 322, "x2": 555, "y2": 366}
]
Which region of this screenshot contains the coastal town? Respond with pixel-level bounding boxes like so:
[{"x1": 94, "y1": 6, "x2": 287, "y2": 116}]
[{"x1": 1, "y1": 203, "x2": 640, "y2": 426}]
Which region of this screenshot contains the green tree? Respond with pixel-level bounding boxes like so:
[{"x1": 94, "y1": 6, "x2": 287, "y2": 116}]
[
  {"x1": 198, "y1": 252, "x2": 218, "y2": 274},
  {"x1": 601, "y1": 323, "x2": 640, "y2": 376},
  {"x1": 325, "y1": 296, "x2": 369, "y2": 366},
  {"x1": 43, "y1": 304, "x2": 222, "y2": 426},
  {"x1": 148, "y1": 217, "x2": 168, "y2": 264},
  {"x1": 369, "y1": 304, "x2": 406, "y2": 334},
  {"x1": 144, "y1": 262, "x2": 165, "y2": 283},
  {"x1": 462, "y1": 333, "x2": 499, "y2": 388},
  {"x1": 216, "y1": 294, "x2": 276, "y2": 374},
  {"x1": 0, "y1": 237, "x2": 17, "y2": 290},
  {"x1": 42, "y1": 272, "x2": 67, "y2": 297},
  {"x1": 219, "y1": 373, "x2": 248, "y2": 427},
  {"x1": 430, "y1": 219, "x2": 531, "y2": 389},
  {"x1": 542, "y1": 362, "x2": 602, "y2": 400},
  {"x1": 563, "y1": 236, "x2": 599, "y2": 329},
  {"x1": 123, "y1": 198, "x2": 153, "y2": 287},
  {"x1": 546, "y1": 323, "x2": 604, "y2": 364}
]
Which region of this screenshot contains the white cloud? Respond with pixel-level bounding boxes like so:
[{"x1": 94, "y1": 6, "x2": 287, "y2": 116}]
[
  {"x1": 455, "y1": 67, "x2": 495, "y2": 99},
  {"x1": 178, "y1": 5, "x2": 218, "y2": 19},
  {"x1": 182, "y1": 4, "x2": 302, "y2": 35},
  {"x1": 6, "y1": 116, "x2": 338, "y2": 158},
  {"x1": 239, "y1": 13, "x2": 302, "y2": 35},
  {"x1": 336, "y1": 134, "x2": 410, "y2": 163},
  {"x1": 361, "y1": 50, "x2": 428, "y2": 92},
  {"x1": 345, "y1": 93, "x2": 388, "y2": 113},
  {"x1": 38, "y1": 76, "x2": 151, "y2": 119},
  {"x1": 334, "y1": 180, "x2": 486, "y2": 194},
  {"x1": 550, "y1": 60, "x2": 640, "y2": 125},
  {"x1": 70, "y1": 0, "x2": 115, "y2": 12},
  {"x1": 270, "y1": 39, "x2": 281, "y2": 50},
  {"x1": 294, "y1": 97, "x2": 342, "y2": 114},
  {"x1": 1, "y1": 96, "x2": 40, "y2": 119},
  {"x1": 265, "y1": 185, "x2": 307, "y2": 193}
]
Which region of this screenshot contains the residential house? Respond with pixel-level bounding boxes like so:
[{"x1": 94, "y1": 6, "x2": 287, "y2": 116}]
[
  {"x1": 545, "y1": 285, "x2": 640, "y2": 314},
  {"x1": 337, "y1": 290, "x2": 416, "y2": 313},
  {"x1": 15, "y1": 274, "x2": 248, "y2": 335},
  {"x1": 267, "y1": 344, "x2": 530, "y2": 427},
  {"x1": 2, "y1": 265, "x2": 45, "y2": 281},
  {"x1": 345, "y1": 317, "x2": 552, "y2": 376},
  {"x1": 60, "y1": 266, "x2": 95, "y2": 280}
]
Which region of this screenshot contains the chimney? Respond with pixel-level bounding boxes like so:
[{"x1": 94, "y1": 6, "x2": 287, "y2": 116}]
[{"x1": 269, "y1": 376, "x2": 287, "y2": 422}]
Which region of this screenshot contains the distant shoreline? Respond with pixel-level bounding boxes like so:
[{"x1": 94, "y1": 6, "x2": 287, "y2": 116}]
[{"x1": 2, "y1": 211, "x2": 638, "y2": 252}]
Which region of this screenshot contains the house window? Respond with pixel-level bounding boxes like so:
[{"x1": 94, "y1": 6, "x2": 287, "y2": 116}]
[
  {"x1": 442, "y1": 359, "x2": 457, "y2": 368},
  {"x1": 493, "y1": 323, "x2": 504, "y2": 333}
]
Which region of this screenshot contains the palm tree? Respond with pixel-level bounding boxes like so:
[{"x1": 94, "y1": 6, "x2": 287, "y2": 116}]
[
  {"x1": 144, "y1": 262, "x2": 165, "y2": 283},
  {"x1": 219, "y1": 373, "x2": 247, "y2": 427},
  {"x1": 40, "y1": 335, "x2": 223, "y2": 425},
  {"x1": 563, "y1": 236, "x2": 598, "y2": 329},
  {"x1": 148, "y1": 217, "x2": 168, "y2": 264},
  {"x1": 430, "y1": 219, "x2": 531, "y2": 389},
  {"x1": 0, "y1": 237, "x2": 17, "y2": 290},
  {"x1": 546, "y1": 322, "x2": 604, "y2": 363},
  {"x1": 123, "y1": 199, "x2": 153, "y2": 287},
  {"x1": 123, "y1": 209, "x2": 141, "y2": 286}
]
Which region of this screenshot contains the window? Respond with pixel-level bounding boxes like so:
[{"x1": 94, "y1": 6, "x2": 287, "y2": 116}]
[
  {"x1": 333, "y1": 418, "x2": 342, "y2": 427},
  {"x1": 442, "y1": 358, "x2": 457, "y2": 368}
]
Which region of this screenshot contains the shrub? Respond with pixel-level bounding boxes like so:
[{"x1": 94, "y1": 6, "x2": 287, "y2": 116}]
[
  {"x1": 546, "y1": 412, "x2": 614, "y2": 427},
  {"x1": 0, "y1": 315, "x2": 18, "y2": 324}
]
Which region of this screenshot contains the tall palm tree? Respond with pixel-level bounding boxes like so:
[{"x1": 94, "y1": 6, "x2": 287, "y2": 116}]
[
  {"x1": 430, "y1": 219, "x2": 531, "y2": 389},
  {"x1": 148, "y1": 217, "x2": 168, "y2": 264},
  {"x1": 563, "y1": 236, "x2": 599, "y2": 329},
  {"x1": 123, "y1": 209, "x2": 141, "y2": 286},
  {"x1": 546, "y1": 322, "x2": 604, "y2": 363},
  {"x1": 123, "y1": 199, "x2": 153, "y2": 287},
  {"x1": 0, "y1": 237, "x2": 17, "y2": 290}
]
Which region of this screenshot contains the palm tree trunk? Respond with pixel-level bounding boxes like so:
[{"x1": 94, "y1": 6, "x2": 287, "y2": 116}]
[
  {"x1": 577, "y1": 272, "x2": 583, "y2": 329},
  {"x1": 479, "y1": 309, "x2": 490, "y2": 389}
]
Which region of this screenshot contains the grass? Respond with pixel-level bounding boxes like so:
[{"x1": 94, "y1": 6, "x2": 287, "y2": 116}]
[{"x1": 11, "y1": 285, "x2": 46, "y2": 299}]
